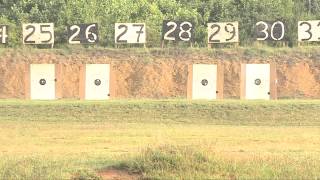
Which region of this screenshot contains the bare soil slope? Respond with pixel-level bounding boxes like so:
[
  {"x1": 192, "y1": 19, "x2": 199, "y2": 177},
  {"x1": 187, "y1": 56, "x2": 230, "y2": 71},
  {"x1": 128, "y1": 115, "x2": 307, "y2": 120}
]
[{"x1": 0, "y1": 48, "x2": 319, "y2": 99}]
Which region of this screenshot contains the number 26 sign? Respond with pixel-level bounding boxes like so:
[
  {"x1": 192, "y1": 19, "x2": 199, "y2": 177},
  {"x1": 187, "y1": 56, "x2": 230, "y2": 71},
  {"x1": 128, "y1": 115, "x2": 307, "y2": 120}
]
[{"x1": 68, "y1": 23, "x2": 99, "y2": 44}]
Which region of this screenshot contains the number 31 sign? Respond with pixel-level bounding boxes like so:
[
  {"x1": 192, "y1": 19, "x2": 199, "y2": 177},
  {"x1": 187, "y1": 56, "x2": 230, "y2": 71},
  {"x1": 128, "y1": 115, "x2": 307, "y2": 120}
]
[{"x1": 298, "y1": 20, "x2": 320, "y2": 42}]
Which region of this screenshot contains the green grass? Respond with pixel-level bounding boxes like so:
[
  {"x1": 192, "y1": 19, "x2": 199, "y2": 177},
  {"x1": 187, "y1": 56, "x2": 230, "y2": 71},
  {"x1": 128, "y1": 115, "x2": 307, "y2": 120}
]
[
  {"x1": 0, "y1": 100, "x2": 319, "y2": 179},
  {"x1": 2, "y1": 45, "x2": 320, "y2": 61}
]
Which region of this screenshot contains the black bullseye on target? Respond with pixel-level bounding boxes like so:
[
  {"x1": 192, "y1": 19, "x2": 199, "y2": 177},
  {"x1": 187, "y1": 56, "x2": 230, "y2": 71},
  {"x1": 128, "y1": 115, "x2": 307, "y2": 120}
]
[
  {"x1": 255, "y1": 79, "x2": 262, "y2": 85},
  {"x1": 94, "y1": 79, "x2": 101, "y2": 86},
  {"x1": 201, "y1": 79, "x2": 208, "y2": 86},
  {"x1": 39, "y1": 79, "x2": 46, "y2": 85}
]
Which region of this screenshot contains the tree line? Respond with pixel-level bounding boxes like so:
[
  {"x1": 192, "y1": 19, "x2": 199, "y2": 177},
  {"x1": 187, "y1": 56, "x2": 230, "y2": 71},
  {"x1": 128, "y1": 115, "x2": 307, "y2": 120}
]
[{"x1": 0, "y1": 0, "x2": 320, "y2": 47}]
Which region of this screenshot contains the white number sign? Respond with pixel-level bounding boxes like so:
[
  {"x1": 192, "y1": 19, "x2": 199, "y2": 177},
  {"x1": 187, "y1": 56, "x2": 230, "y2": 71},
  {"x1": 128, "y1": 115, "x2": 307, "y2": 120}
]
[
  {"x1": 298, "y1": 20, "x2": 320, "y2": 42},
  {"x1": 23, "y1": 23, "x2": 54, "y2": 44},
  {"x1": 0, "y1": 25, "x2": 8, "y2": 44},
  {"x1": 115, "y1": 23, "x2": 146, "y2": 44},
  {"x1": 208, "y1": 22, "x2": 239, "y2": 43}
]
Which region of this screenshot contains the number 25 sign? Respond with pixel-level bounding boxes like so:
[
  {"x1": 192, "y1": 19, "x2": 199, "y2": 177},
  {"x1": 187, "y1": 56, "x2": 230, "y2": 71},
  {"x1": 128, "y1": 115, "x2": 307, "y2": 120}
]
[{"x1": 22, "y1": 23, "x2": 54, "y2": 44}]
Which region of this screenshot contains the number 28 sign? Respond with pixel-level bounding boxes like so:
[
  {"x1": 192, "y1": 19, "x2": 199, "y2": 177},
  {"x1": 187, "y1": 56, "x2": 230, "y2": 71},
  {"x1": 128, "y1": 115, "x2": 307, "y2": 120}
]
[
  {"x1": 162, "y1": 20, "x2": 194, "y2": 42},
  {"x1": 22, "y1": 23, "x2": 54, "y2": 44}
]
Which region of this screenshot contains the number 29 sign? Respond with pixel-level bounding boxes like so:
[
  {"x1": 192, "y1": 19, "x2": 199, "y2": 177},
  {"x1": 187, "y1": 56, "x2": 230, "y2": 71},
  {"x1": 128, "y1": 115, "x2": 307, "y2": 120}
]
[
  {"x1": 22, "y1": 23, "x2": 54, "y2": 44},
  {"x1": 208, "y1": 22, "x2": 239, "y2": 43}
]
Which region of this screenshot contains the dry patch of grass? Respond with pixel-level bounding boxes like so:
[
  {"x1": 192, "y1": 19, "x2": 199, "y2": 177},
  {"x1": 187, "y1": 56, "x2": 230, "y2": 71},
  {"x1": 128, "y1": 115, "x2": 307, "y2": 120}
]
[{"x1": 0, "y1": 100, "x2": 319, "y2": 179}]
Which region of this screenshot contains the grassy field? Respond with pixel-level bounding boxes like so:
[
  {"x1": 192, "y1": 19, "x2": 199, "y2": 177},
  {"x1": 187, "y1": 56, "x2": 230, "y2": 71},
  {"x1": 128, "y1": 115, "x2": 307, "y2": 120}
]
[{"x1": 0, "y1": 100, "x2": 319, "y2": 179}]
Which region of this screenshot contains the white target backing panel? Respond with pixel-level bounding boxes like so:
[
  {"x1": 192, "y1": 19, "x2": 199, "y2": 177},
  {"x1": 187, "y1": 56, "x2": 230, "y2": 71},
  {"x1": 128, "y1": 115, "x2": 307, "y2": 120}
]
[
  {"x1": 245, "y1": 64, "x2": 270, "y2": 100},
  {"x1": 85, "y1": 64, "x2": 110, "y2": 100},
  {"x1": 30, "y1": 64, "x2": 56, "y2": 100},
  {"x1": 191, "y1": 64, "x2": 217, "y2": 100}
]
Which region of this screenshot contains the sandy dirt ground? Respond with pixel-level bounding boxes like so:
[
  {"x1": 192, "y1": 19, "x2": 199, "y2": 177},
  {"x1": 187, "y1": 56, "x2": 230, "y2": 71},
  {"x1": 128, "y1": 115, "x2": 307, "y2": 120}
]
[{"x1": 0, "y1": 49, "x2": 319, "y2": 99}]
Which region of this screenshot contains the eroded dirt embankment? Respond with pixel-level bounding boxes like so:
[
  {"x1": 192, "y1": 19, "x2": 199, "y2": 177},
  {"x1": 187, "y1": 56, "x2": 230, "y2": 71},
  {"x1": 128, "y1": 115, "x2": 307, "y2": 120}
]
[{"x1": 0, "y1": 48, "x2": 319, "y2": 99}]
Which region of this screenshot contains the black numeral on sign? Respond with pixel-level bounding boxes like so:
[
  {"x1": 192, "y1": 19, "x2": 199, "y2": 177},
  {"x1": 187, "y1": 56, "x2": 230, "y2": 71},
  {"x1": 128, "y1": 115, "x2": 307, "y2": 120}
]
[
  {"x1": 256, "y1": 21, "x2": 285, "y2": 41},
  {"x1": 225, "y1": 23, "x2": 237, "y2": 41},
  {"x1": 300, "y1": 22, "x2": 312, "y2": 41},
  {"x1": 133, "y1": 24, "x2": 144, "y2": 43},
  {"x1": 209, "y1": 24, "x2": 220, "y2": 43},
  {"x1": 68, "y1": 23, "x2": 99, "y2": 44},
  {"x1": 0, "y1": 25, "x2": 8, "y2": 44},
  {"x1": 162, "y1": 21, "x2": 194, "y2": 41},
  {"x1": 24, "y1": 25, "x2": 36, "y2": 44},
  {"x1": 40, "y1": 25, "x2": 53, "y2": 43},
  {"x1": 116, "y1": 25, "x2": 128, "y2": 43}
]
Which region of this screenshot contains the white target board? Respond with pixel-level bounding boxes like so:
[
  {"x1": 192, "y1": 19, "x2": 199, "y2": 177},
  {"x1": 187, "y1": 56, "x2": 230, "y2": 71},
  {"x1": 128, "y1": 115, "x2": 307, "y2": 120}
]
[
  {"x1": 30, "y1": 64, "x2": 55, "y2": 100},
  {"x1": 245, "y1": 64, "x2": 270, "y2": 100},
  {"x1": 192, "y1": 64, "x2": 217, "y2": 100},
  {"x1": 85, "y1": 64, "x2": 110, "y2": 100}
]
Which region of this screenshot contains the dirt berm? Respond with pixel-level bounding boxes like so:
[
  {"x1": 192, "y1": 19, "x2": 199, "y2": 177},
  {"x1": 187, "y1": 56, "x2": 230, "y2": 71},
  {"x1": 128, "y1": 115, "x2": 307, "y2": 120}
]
[{"x1": 0, "y1": 47, "x2": 319, "y2": 99}]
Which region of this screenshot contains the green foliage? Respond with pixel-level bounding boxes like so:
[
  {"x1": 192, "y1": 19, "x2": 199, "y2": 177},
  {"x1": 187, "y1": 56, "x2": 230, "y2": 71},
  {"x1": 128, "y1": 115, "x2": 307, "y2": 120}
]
[{"x1": 1, "y1": 0, "x2": 320, "y2": 47}]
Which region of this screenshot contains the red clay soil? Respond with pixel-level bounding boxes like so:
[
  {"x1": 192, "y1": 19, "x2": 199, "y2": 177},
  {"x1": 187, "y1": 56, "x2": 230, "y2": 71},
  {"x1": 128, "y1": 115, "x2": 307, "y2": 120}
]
[{"x1": 0, "y1": 48, "x2": 320, "y2": 99}]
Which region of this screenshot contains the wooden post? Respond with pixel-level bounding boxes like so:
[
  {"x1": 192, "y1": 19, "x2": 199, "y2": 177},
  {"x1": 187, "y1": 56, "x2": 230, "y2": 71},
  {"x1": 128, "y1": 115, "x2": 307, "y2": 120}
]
[
  {"x1": 109, "y1": 63, "x2": 116, "y2": 99},
  {"x1": 24, "y1": 63, "x2": 30, "y2": 99},
  {"x1": 240, "y1": 64, "x2": 246, "y2": 100},
  {"x1": 161, "y1": 40, "x2": 165, "y2": 48},
  {"x1": 187, "y1": 64, "x2": 193, "y2": 100},
  {"x1": 55, "y1": 64, "x2": 63, "y2": 99},
  {"x1": 79, "y1": 64, "x2": 85, "y2": 100},
  {"x1": 270, "y1": 63, "x2": 278, "y2": 100},
  {"x1": 217, "y1": 63, "x2": 224, "y2": 99}
]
